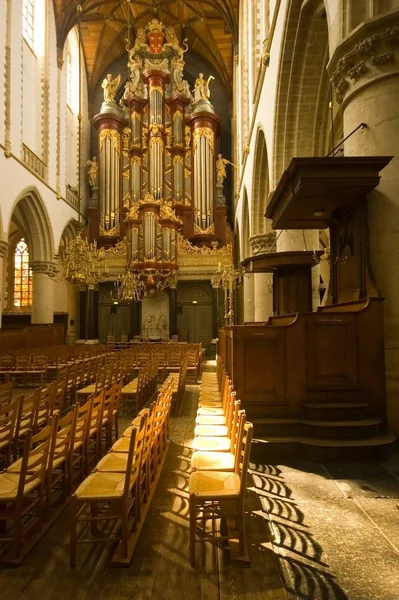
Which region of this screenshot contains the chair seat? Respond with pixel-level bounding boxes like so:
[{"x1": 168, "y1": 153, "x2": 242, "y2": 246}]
[
  {"x1": 191, "y1": 451, "x2": 235, "y2": 471},
  {"x1": 77, "y1": 384, "x2": 96, "y2": 395},
  {"x1": 75, "y1": 471, "x2": 127, "y2": 500},
  {"x1": 0, "y1": 472, "x2": 41, "y2": 501},
  {"x1": 96, "y1": 452, "x2": 129, "y2": 472},
  {"x1": 189, "y1": 470, "x2": 240, "y2": 497},
  {"x1": 121, "y1": 379, "x2": 138, "y2": 395},
  {"x1": 111, "y1": 437, "x2": 130, "y2": 452},
  {"x1": 195, "y1": 414, "x2": 226, "y2": 426},
  {"x1": 194, "y1": 424, "x2": 229, "y2": 437},
  {"x1": 198, "y1": 400, "x2": 223, "y2": 408},
  {"x1": 196, "y1": 406, "x2": 224, "y2": 416},
  {"x1": 192, "y1": 436, "x2": 231, "y2": 452}
]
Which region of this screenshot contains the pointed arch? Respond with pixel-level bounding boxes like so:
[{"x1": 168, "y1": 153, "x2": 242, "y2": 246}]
[
  {"x1": 240, "y1": 187, "x2": 251, "y2": 261},
  {"x1": 273, "y1": 0, "x2": 330, "y2": 186},
  {"x1": 8, "y1": 187, "x2": 54, "y2": 263},
  {"x1": 251, "y1": 128, "x2": 269, "y2": 235}
]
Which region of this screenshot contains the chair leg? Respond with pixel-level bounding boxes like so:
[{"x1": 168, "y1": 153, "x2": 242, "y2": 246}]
[
  {"x1": 189, "y1": 495, "x2": 197, "y2": 567},
  {"x1": 237, "y1": 501, "x2": 246, "y2": 557},
  {"x1": 70, "y1": 495, "x2": 77, "y2": 568}
]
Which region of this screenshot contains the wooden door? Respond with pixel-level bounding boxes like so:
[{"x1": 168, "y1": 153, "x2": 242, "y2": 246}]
[{"x1": 181, "y1": 304, "x2": 212, "y2": 346}]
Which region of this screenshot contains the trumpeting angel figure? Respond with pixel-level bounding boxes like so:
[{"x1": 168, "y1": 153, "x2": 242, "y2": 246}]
[{"x1": 101, "y1": 73, "x2": 121, "y2": 103}]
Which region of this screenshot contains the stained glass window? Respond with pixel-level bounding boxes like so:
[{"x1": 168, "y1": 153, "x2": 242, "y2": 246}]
[
  {"x1": 22, "y1": 0, "x2": 34, "y2": 47},
  {"x1": 13, "y1": 239, "x2": 33, "y2": 307}
]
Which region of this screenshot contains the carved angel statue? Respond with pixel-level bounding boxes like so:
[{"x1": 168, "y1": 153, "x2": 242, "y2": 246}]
[
  {"x1": 127, "y1": 54, "x2": 143, "y2": 94},
  {"x1": 193, "y1": 73, "x2": 214, "y2": 104},
  {"x1": 86, "y1": 156, "x2": 98, "y2": 188},
  {"x1": 101, "y1": 73, "x2": 121, "y2": 103},
  {"x1": 216, "y1": 153, "x2": 236, "y2": 186}
]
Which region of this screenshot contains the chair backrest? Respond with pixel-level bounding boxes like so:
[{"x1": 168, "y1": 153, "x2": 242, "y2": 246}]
[
  {"x1": 0, "y1": 397, "x2": 21, "y2": 465},
  {"x1": 74, "y1": 396, "x2": 93, "y2": 446},
  {"x1": 16, "y1": 354, "x2": 31, "y2": 370},
  {"x1": 237, "y1": 422, "x2": 253, "y2": 494},
  {"x1": 54, "y1": 378, "x2": 67, "y2": 411},
  {"x1": 0, "y1": 381, "x2": 13, "y2": 409},
  {"x1": 16, "y1": 420, "x2": 54, "y2": 498},
  {"x1": 0, "y1": 355, "x2": 14, "y2": 371},
  {"x1": 50, "y1": 406, "x2": 78, "y2": 466},
  {"x1": 33, "y1": 383, "x2": 56, "y2": 431},
  {"x1": 232, "y1": 409, "x2": 246, "y2": 471},
  {"x1": 123, "y1": 415, "x2": 146, "y2": 496},
  {"x1": 32, "y1": 354, "x2": 47, "y2": 369},
  {"x1": 89, "y1": 390, "x2": 105, "y2": 433}
]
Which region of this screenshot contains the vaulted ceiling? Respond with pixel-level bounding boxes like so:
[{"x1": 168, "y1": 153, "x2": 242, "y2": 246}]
[{"x1": 53, "y1": 0, "x2": 239, "y2": 96}]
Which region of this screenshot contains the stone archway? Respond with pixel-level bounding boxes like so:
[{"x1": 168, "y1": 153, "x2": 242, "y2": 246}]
[
  {"x1": 8, "y1": 187, "x2": 55, "y2": 324},
  {"x1": 273, "y1": 0, "x2": 330, "y2": 186}
]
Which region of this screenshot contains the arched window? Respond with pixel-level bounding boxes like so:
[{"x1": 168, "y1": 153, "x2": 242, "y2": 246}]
[{"x1": 13, "y1": 239, "x2": 33, "y2": 307}]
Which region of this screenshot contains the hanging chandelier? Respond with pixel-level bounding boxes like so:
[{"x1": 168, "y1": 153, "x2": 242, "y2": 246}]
[{"x1": 49, "y1": 231, "x2": 111, "y2": 285}]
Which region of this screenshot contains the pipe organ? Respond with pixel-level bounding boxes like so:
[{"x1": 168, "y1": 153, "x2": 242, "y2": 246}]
[{"x1": 90, "y1": 18, "x2": 228, "y2": 253}]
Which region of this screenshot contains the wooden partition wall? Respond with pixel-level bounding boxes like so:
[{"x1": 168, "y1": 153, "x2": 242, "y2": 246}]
[{"x1": 219, "y1": 298, "x2": 386, "y2": 422}]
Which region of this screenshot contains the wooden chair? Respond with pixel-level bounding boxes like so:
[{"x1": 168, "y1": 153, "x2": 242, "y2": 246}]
[
  {"x1": 0, "y1": 381, "x2": 14, "y2": 409},
  {"x1": 28, "y1": 354, "x2": 48, "y2": 388},
  {"x1": 86, "y1": 390, "x2": 105, "y2": 471},
  {"x1": 13, "y1": 390, "x2": 41, "y2": 461},
  {"x1": 70, "y1": 418, "x2": 145, "y2": 567},
  {"x1": 189, "y1": 422, "x2": 253, "y2": 567},
  {"x1": 191, "y1": 410, "x2": 247, "y2": 472},
  {"x1": 0, "y1": 355, "x2": 14, "y2": 384},
  {"x1": 192, "y1": 398, "x2": 240, "y2": 453},
  {"x1": 13, "y1": 354, "x2": 31, "y2": 387},
  {"x1": 33, "y1": 384, "x2": 56, "y2": 432},
  {"x1": 70, "y1": 396, "x2": 93, "y2": 485},
  {"x1": 46, "y1": 406, "x2": 78, "y2": 509},
  {"x1": 0, "y1": 397, "x2": 21, "y2": 468},
  {"x1": 0, "y1": 421, "x2": 54, "y2": 564}
]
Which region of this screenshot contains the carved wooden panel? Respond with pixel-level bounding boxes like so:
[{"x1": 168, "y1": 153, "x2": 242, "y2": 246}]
[
  {"x1": 306, "y1": 315, "x2": 358, "y2": 389},
  {"x1": 234, "y1": 328, "x2": 286, "y2": 404}
]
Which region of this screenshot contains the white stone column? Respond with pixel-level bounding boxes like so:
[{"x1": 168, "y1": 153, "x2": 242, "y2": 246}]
[
  {"x1": 250, "y1": 234, "x2": 274, "y2": 322},
  {"x1": 0, "y1": 239, "x2": 8, "y2": 329},
  {"x1": 30, "y1": 261, "x2": 55, "y2": 324},
  {"x1": 66, "y1": 283, "x2": 78, "y2": 344},
  {"x1": 243, "y1": 274, "x2": 255, "y2": 323},
  {"x1": 328, "y1": 11, "x2": 399, "y2": 433}
]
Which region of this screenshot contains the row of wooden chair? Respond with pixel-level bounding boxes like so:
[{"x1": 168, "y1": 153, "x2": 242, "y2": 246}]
[
  {"x1": 164, "y1": 356, "x2": 188, "y2": 415},
  {"x1": 0, "y1": 380, "x2": 124, "y2": 565},
  {"x1": 0, "y1": 380, "x2": 67, "y2": 469},
  {"x1": 70, "y1": 380, "x2": 173, "y2": 567},
  {"x1": 119, "y1": 358, "x2": 160, "y2": 415},
  {"x1": 188, "y1": 357, "x2": 253, "y2": 566}
]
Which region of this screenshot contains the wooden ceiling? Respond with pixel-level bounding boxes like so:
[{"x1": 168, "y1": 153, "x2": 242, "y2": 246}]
[{"x1": 53, "y1": 0, "x2": 238, "y2": 95}]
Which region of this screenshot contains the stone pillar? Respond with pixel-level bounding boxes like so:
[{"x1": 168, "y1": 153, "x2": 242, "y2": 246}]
[
  {"x1": 328, "y1": 11, "x2": 399, "y2": 432},
  {"x1": 30, "y1": 261, "x2": 55, "y2": 324},
  {"x1": 0, "y1": 239, "x2": 8, "y2": 329},
  {"x1": 85, "y1": 285, "x2": 99, "y2": 342},
  {"x1": 250, "y1": 234, "x2": 274, "y2": 321},
  {"x1": 168, "y1": 285, "x2": 178, "y2": 336},
  {"x1": 66, "y1": 283, "x2": 78, "y2": 344},
  {"x1": 243, "y1": 274, "x2": 255, "y2": 323}
]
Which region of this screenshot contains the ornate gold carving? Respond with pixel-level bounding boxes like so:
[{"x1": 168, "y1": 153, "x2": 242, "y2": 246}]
[
  {"x1": 97, "y1": 238, "x2": 127, "y2": 258},
  {"x1": 100, "y1": 224, "x2": 120, "y2": 237},
  {"x1": 123, "y1": 193, "x2": 131, "y2": 208},
  {"x1": 149, "y1": 136, "x2": 164, "y2": 148},
  {"x1": 159, "y1": 204, "x2": 183, "y2": 223},
  {"x1": 192, "y1": 127, "x2": 214, "y2": 154},
  {"x1": 184, "y1": 168, "x2": 191, "y2": 178},
  {"x1": 177, "y1": 234, "x2": 233, "y2": 258},
  {"x1": 131, "y1": 155, "x2": 141, "y2": 165},
  {"x1": 99, "y1": 129, "x2": 120, "y2": 155},
  {"x1": 173, "y1": 155, "x2": 184, "y2": 165},
  {"x1": 194, "y1": 223, "x2": 214, "y2": 235},
  {"x1": 150, "y1": 85, "x2": 164, "y2": 96},
  {"x1": 131, "y1": 111, "x2": 142, "y2": 121},
  {"x1": 172, "y1": 110, "x2": 183, "y2": 120}
]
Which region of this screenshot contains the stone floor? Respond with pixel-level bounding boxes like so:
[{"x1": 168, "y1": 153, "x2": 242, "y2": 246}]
[
  {"x1": 253, "y1": 449, "x2": 399, "y2": 600},
  {"x1": 2, "y1": 374, "x2": 399, "y2": 599}
]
